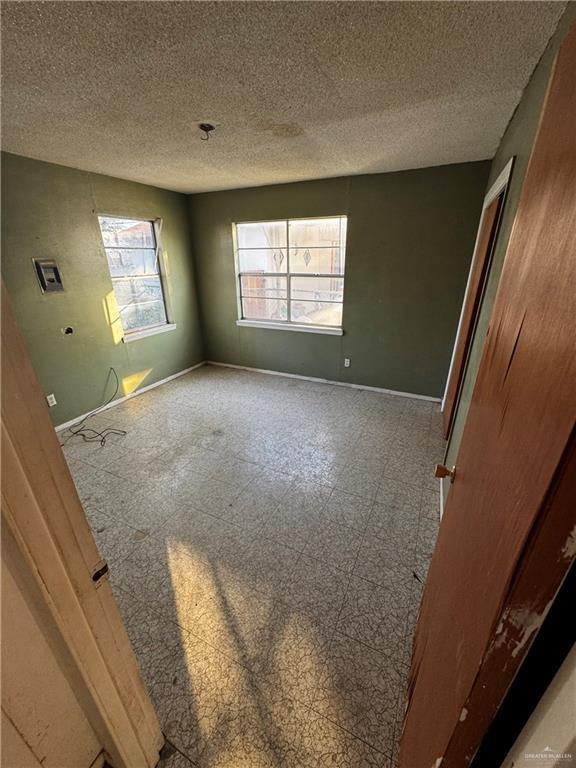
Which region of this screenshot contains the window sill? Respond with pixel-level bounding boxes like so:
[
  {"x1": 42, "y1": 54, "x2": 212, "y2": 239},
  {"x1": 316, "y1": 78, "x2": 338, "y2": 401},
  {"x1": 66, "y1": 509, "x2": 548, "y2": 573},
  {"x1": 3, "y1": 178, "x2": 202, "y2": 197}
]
[
  {"x1": 236, "y1": 320, "x2": 343, "y2": 336},
  {"x1": 122, "y1": 323, "x2": 177, "y2": 343}
]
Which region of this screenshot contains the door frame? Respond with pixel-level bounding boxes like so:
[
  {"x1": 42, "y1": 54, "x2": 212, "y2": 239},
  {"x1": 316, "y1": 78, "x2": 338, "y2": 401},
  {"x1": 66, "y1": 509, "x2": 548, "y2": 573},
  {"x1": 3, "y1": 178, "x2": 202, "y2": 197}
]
[
  {"x1": 1, "y1": 283, "x2": 164, "y2": 768},
  {"x1": 441, "y1": 156, "x2": 514, "y2": 435}
]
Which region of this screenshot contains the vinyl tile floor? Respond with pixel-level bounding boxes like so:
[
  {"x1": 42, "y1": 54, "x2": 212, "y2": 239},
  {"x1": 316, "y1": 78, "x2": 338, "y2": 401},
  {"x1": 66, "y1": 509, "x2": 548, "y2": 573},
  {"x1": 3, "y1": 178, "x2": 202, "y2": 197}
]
[{"x1": 63, "y1": 365, "x2": 443, "y2": 768}]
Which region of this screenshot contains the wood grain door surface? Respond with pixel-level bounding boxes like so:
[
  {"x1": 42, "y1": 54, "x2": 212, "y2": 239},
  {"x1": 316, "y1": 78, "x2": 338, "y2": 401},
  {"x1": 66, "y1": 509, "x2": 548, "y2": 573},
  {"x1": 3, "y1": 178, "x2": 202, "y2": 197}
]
[{"x1": 401, "y1": 21, "x2": 576, "y2": 768}]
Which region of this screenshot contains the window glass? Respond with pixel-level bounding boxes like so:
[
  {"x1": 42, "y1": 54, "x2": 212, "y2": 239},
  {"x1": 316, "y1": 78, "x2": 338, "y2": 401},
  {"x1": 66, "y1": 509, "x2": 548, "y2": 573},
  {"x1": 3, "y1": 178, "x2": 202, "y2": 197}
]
[
  {"x1": 236, "y1": 221, "x2": 287, "y2": 250},
  {"x1": 242, "y1": 298, "x2": 288, "y2": 322},
  {"x1": 240, "y1": 275, "x2": 287, "y2": 299},
  {"x1": 99, "y1": 217, "x2": 156, "y2": 249},
  {"x1": 98, "y1": 216, "x2": 168, "y2": 334},
  {"x1": 235, "y1": 216, "x2": 347, "y2": 328},
  {"x1": 105, "y1": 248, "x2": 158, "y2": 277},
  {"x1": 290, "y1": 276, "x2": 344, "y2": 302},
  {"x1": 290, "y1": 300, "x2": 343, "y2": 327},
  {"x1": 238, "y1": 248, "x2": 287, "y2": 273},
  {"x1": 289, "y1": 247, "x2": 344, "y2": 275}
]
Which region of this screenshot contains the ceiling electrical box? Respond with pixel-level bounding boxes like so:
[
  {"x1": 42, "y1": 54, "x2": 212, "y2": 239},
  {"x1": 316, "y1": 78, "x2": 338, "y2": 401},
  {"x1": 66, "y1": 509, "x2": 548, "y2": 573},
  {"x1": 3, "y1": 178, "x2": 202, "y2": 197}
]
[{"x1": 33, "y1": 258, "x2": 64, "y2": 292}]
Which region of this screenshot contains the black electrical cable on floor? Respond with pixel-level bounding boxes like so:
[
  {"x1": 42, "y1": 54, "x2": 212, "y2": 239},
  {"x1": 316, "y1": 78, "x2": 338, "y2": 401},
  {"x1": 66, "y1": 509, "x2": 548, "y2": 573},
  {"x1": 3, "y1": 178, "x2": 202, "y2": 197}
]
[{"x1": 60, "y1": 367, "x2": 127, "y2": 448}]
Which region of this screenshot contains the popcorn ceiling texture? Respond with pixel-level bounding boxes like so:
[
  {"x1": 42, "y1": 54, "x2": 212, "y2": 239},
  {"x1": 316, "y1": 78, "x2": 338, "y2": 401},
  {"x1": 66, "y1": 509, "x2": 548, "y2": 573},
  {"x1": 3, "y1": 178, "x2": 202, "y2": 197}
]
[{"x1": 1, "y1": 1, "x2": 565, "y2": 193}]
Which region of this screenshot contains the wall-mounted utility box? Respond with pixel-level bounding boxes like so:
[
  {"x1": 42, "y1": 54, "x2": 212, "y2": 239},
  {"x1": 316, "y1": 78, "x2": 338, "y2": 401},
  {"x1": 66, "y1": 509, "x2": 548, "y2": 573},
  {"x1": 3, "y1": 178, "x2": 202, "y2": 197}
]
[{"x1": 33, "y1": 259, "x2": 64, "y2": 292}]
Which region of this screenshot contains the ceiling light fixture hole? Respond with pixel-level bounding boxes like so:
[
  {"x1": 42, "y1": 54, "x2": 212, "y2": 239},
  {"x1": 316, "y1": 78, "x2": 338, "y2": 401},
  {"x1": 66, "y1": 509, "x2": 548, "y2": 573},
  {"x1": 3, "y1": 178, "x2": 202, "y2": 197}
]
[{"x1": 199, "y1": 123, "x2": 216, "y2": 141}]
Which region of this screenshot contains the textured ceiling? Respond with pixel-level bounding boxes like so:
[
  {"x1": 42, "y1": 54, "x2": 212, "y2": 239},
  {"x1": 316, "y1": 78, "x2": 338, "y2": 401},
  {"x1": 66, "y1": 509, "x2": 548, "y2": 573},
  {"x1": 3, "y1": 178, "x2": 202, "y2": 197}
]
[{"x1": 1, "y1": 1, "x2": 565, "y2": 193}]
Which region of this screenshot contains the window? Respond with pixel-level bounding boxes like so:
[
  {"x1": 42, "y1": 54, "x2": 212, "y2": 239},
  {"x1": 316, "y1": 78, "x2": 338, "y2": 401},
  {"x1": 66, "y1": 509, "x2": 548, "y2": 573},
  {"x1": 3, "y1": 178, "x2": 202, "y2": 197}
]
[
  {"x1": 234, "y1": 216, "x2": 347, "y2": 332},
  {"x1": 97, "y1": 216, "x2": 171, "y2": 337}
]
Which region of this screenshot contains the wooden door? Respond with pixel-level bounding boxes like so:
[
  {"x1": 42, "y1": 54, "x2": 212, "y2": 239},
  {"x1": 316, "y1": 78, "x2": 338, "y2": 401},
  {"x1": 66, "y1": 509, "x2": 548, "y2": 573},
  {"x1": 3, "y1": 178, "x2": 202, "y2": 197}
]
[
  {"x1": 442, "y1": 190, "x2": 504, "y2": 438},
  {"x1": 1, "y1": 283, "x2": 163, "y2": 768},
  {"x1": 2, "y1": 526, "x2": 104, "y2": 768},
  {"x1": 401, "y1": 21, "x2": 576, "y2": 768}
]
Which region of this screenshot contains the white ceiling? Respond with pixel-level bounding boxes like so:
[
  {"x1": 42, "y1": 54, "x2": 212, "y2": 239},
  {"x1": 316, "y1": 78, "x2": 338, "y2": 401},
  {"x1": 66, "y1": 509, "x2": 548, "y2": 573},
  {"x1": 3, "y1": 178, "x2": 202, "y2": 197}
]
[{"x1": 1, "y1": 1, "x2": 565, "y2": 193}]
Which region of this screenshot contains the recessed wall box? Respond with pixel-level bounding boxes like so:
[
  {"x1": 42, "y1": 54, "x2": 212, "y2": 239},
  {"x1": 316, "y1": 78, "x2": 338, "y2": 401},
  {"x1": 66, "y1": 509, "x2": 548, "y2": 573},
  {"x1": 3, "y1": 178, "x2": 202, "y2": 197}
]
[{"x1": 33, "y1": 259, "x2": 64, "y2": 292}]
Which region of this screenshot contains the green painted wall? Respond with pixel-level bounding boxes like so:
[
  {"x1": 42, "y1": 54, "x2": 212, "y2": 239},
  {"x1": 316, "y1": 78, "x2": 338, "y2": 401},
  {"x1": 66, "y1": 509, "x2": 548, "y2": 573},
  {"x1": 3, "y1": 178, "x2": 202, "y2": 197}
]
[
  {"x1": 1, "y1": 154, "x2": 490, "y2": 421},
  {"x1": 1, "y1": 152, "x2": 204, "y2": 426},
  {"x1": 445, "y1": 5, "x2": 576, "y2": 465},
  {"x1": 189, "y1": 162, "x2": 490, "y2": 398}
]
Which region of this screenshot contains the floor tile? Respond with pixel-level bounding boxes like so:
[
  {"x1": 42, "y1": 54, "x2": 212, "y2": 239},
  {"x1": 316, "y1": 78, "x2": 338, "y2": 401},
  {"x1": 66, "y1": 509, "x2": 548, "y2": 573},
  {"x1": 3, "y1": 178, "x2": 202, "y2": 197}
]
[
  {"x1": 104, "y1": 440, "x2": 173, "y2": 479},
  {"x1": 303, "y1": 520, "x2": 363, "y2": 573},
  {"x1": 85, "y1": 505, "x2": 150, "y2": 568},
  {"x1": 199, "y1": 680, "x2": 390, "y2": 768},
  {"x1": 417, "y1": 514, "x2": 440, "y2": 558},
  {"x1": 294, "y1": 707, "x2": 390, "y2": 767},
  {"x1": 69, "y1": 441, "x2": 129, "y2": 469},
  {"x1": 220, "y1": 536, "x2": 301, "y2": 598},
  {"x1": 353, "y1": 541, "x2": 415, "y2": 596},
  {"x1": 335, "y1": 465, "x2": 381, "y2": 500},
  {"x1": 158, "y1": 506, "x2": 234, "y2": 563},
  {"x1": 189, "y1": 478, "x2": 243, "y2": 518},
  {"x1": 337, "y1": 575, "x2": 410, "y2": 660},
  {"x1": 208, "y1": 455, "x2": 262, "y2": 489},
  {"x1": 259, "y1": 504, "x2": 324, "y2": 552},
  {"x1": 118, "y1": 489, "x2": 182, "y2": 530},
  {"x1": 312, "y1": 631, "x2": 402, "y2": 755},
  {"x1": 413, "y1": 549, "x2": 433, "y2": 583},
  {"x1": 80, "y1": 470, "x2": 177, "y2": 530},
  {"x1": 365, "y1": 497, "x2": 419, "y2": 541},
  {"x1": 249, "y1": 468, "x2": 293, "y2": 502},
  {"x1": 162, "y1": 633, "x2": 247, "y2": 762},
  {"x1": 419, "y1": 486, "x2": 441, "y2": 520},
  {"x1": 114, "y1": 589, "x2": 187, "y2": 682},
  {"x1": 284, "y1": 555, "x2": 350, "y2": 627},
  {"x1": 65, "y1": 366, "x2": 443, "y2": 765},
  {"x1": 324, "y1": 489, "x2": 373, "y2": 531},
  {"x1": 375, "y1": 479, "x2": 421, "y2": 509},
  {"x1": 293, "y1": 459, "x2": 342, "y2": 487},
  {"x1": 265, "y1": 608, "x2": 335, "y2": 706},
  {"x1": 284, "y1": 478, "x2": 332, "y2": 515},
  {"x1": 110, "y1": 534, "x2": 175, "y2": 607},
  {"x1": 174, "y1": 574, "x2": 282, "y2": 675},
  {"x1": 220, "y1": 485, "x2": 279, "y2": 530},
  {"x1": 159, "y1": 748, "x2": 196, "y2": 768}
]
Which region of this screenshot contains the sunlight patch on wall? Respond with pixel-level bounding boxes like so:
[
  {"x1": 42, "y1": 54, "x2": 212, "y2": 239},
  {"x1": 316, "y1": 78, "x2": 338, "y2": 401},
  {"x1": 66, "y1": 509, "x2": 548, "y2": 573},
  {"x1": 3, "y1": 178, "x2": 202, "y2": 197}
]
[
  {"x1": 102, "y1": 290, "x2": 124, "y2": 345},
  {"x1": 122, "y1": 368, "x2": 152, "y2": 396}
]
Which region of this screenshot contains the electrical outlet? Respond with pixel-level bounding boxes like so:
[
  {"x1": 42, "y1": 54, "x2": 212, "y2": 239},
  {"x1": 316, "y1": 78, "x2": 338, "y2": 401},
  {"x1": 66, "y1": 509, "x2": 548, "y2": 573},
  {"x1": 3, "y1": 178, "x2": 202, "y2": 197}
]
[
  {"x1": 344, "y1": 358, "x2": 351, "y2": 368},
  {"x1": 46, "y1": 393, "x2": 57, "y2": 407}
]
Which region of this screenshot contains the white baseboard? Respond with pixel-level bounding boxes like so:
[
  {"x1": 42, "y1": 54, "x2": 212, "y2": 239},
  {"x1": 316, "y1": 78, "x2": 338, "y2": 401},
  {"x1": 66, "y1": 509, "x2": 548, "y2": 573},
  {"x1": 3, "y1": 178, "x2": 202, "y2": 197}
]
[
  {"x1": 56, "y1": 358, "x2": 440, "y2": 432},
  {"x1": 206, "y1": 361, "x2": 441, "y2": 403},
  {"x1": 55, "y1": 361, "x2": 206, "y2": 432}
]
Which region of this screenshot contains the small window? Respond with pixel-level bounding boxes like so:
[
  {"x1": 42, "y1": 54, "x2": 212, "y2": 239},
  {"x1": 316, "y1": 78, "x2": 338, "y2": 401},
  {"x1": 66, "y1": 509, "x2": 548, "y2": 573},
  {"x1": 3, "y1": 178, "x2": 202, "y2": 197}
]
[
  {"x1": 97, "y1": 216, "x2": 168, "y2": 335},
  {"x1": 234, "y1": 216, "x2": 347, "y2": 329}
]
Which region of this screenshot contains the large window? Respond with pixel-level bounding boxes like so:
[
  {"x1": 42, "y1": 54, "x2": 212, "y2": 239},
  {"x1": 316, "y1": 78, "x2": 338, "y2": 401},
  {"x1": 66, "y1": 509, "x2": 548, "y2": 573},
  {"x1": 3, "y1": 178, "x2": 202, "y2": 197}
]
[
  {"x1": 97, "y1": 216, "x2": 169, "y2": 336},
  {"x1": 234, "y1": 216, "x2": 347, "y2": 330}
]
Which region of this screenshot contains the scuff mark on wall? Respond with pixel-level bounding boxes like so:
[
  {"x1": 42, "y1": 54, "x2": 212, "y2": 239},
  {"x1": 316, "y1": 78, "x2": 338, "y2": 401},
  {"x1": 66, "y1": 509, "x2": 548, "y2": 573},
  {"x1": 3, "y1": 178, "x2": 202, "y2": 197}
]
[
  {"x1": 459, "y1": 707, "x2": 469, "y2": 722},
  {"x1": 510, "y1": 601, "x2": 552, "y2": 658},
  {"x1": 561, "y1": 524, "x2": 576, "y2": 559},
  {"x1": 488, "y1": 600, "x2": 554, "y2": 661},
  {"x1": 487, "y1": 619, "x2": 509, "y2": 657}
]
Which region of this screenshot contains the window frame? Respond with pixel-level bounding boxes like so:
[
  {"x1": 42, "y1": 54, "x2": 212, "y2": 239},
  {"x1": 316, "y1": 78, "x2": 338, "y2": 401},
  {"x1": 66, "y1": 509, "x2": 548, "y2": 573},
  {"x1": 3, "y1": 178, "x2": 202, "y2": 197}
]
[
  {"x1": 96, "y1": 214, "x2": 176, "y2": 342},
  {"x1": 233, "y1": 215, "x2": 346, "y2": 336}
]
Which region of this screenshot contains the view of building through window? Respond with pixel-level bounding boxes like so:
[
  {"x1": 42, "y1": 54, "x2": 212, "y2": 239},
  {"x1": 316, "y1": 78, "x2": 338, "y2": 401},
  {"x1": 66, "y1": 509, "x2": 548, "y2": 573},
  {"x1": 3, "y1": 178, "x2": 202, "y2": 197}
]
[
  {"x1": 98, "y1": 216, "x2": 168, "y2": 333},
  {"x1": 235, "y1": 216, "x2": 347, "y2": 327}
]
